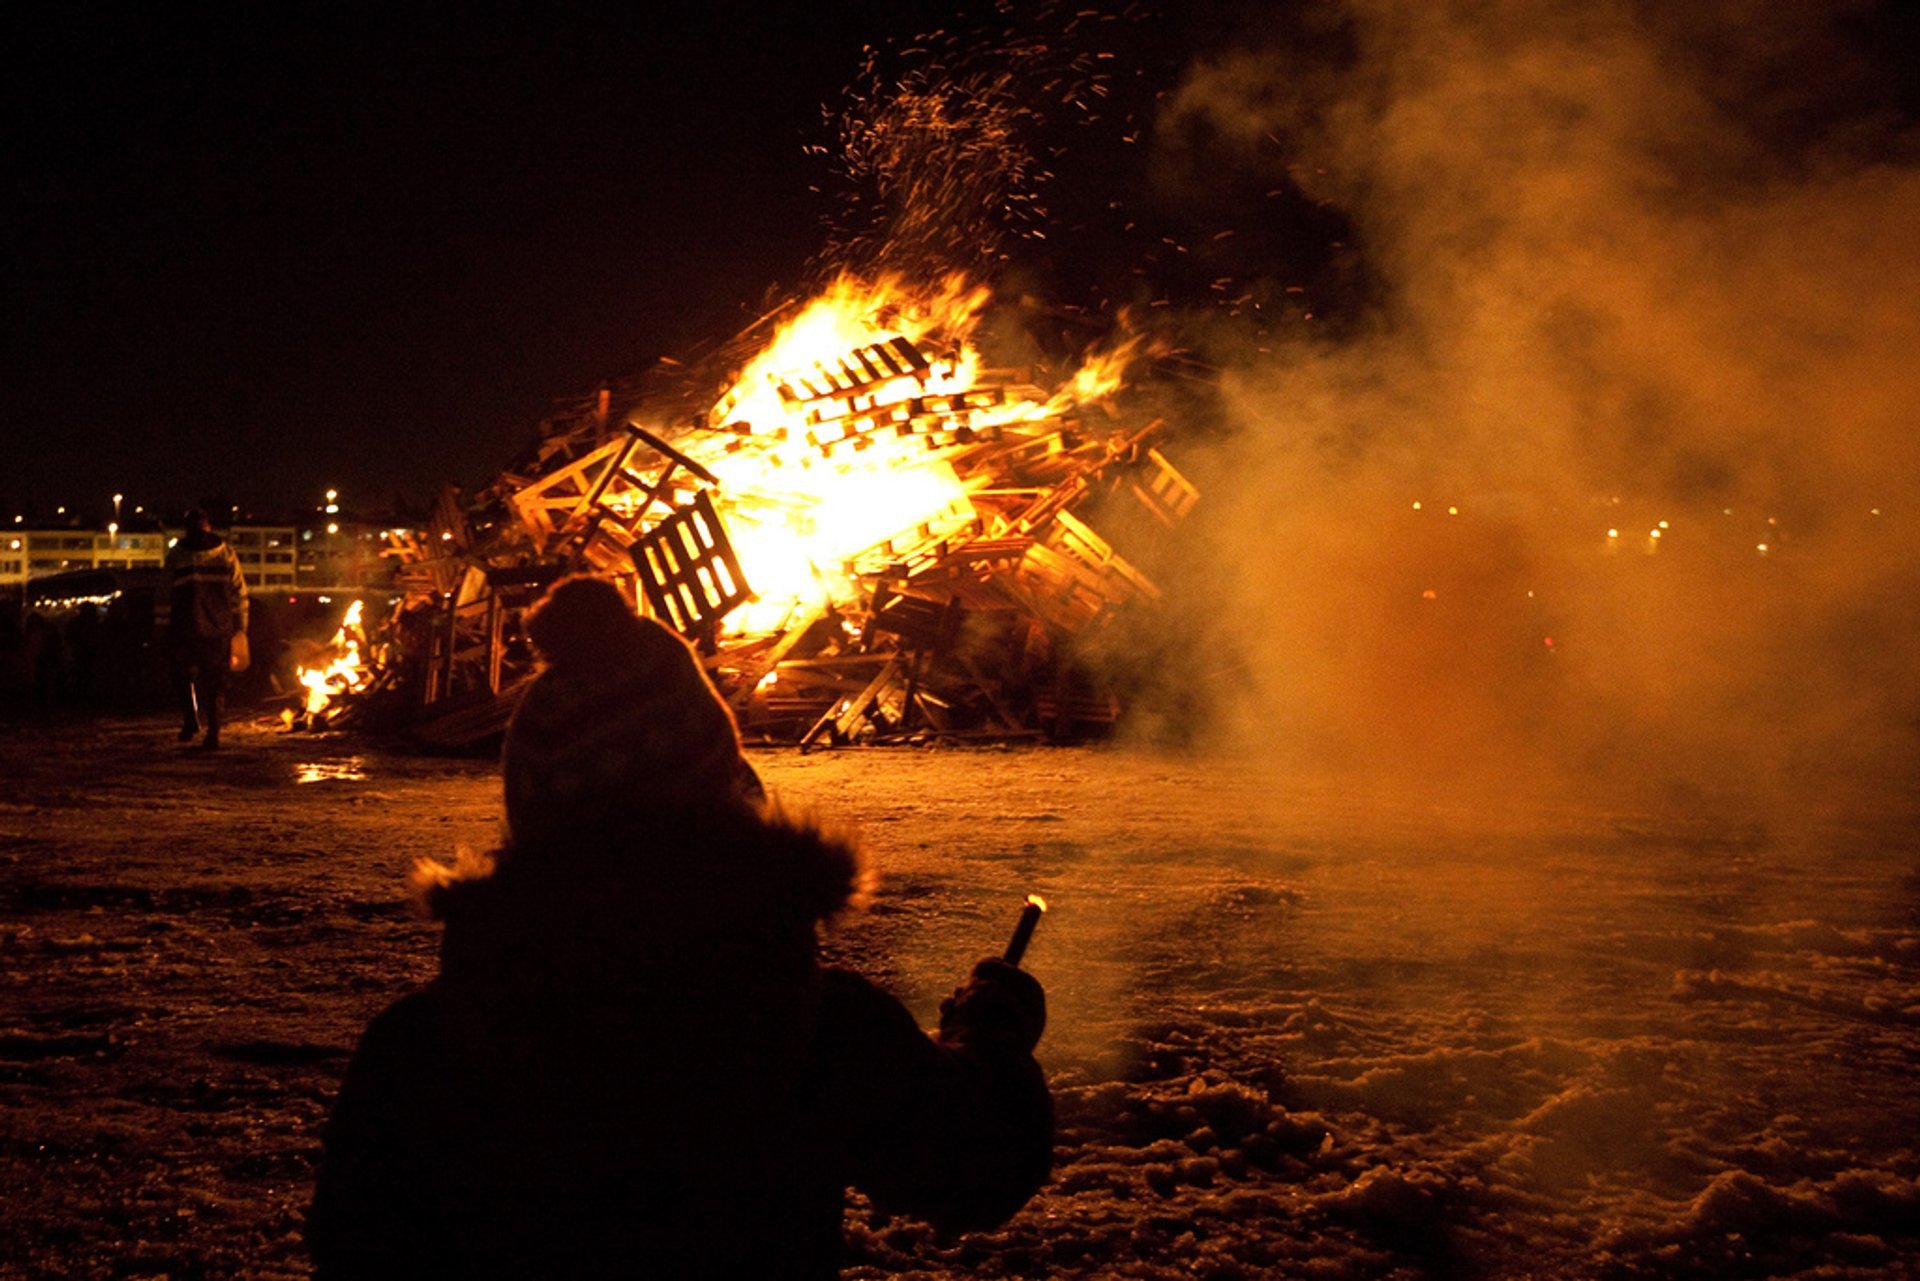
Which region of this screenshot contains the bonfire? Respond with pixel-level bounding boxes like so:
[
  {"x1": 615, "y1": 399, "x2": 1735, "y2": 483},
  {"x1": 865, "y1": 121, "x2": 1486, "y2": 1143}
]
[{"x1": 297, "y1": 271, "x2": 1195, "y2": 747}]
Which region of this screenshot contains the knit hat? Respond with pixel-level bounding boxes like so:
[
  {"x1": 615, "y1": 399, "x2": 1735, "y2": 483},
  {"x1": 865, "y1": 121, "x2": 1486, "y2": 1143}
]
[{"x1": 502, "y1": 576, "x2": 761, "y2": 852}]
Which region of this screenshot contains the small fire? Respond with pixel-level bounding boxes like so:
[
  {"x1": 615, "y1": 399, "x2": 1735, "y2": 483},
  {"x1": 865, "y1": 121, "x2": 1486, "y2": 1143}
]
[{"x1": 294, "y1": 600, "x2": 370, "y2": 718}]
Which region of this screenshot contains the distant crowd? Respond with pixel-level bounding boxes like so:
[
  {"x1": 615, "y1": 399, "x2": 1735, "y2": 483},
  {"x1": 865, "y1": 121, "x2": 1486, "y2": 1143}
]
[
  {"x1": 0, "y1": 597, "x2": 160, "y2": 715},
  {"x1": 0, "y1": 594, "x2": 294, "y2": 718}
]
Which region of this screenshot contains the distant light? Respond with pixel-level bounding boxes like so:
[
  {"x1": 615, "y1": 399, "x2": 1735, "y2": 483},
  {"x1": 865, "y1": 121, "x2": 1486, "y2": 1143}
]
[
  {"x1": 1757, "y1": 543, "x2": 1770, "y2": 554},
  {"x1": 1543, "y1": 636, "x2": 1555, "y2": 648},
  {"x1": 318, "y1": 595, "x2": 332, "y2": 604},
  {"x1": 440, "y1": 531, "x2": 453, "y2": 541},
  {"x1": 167, "y1": 537, "x2": 179, "y2": 548},
  {"x1": 1411, "y1": 501, "x2": 1422, "y2": 510},
  {"x1": 326, "y1": 522, "x2": 340, "y2": 535},
  {"x1": 56, "y1": 506, "x2": 65, "y2": 514},
  {"x1": 1607, "y1": 529, "x2": 1619, "y2": 539},
  {"x1": 1526, "y1": 590, "x2": 1535, "y2": 598},
  {"x1": 326, "y1": 489, "x2": 338, "y2": 502},
  {"x1": 324, "y1": 504, "x2": 339, "y2": 515},
  {"x1": 1447, "y1": 505, "x2": 1459, "y2": 516},
  {"x1": 1649, "y1": 529, "x2": 1662, "y2": 539},
  {"x1": 1421, "y1": 589, "x2": 1437, "y2": 600},
  {"x1": 1870, "y1": 508, "x2": 1882, "y2": 516},
  {"x1": 1722, "y1": 508, "x2": 1733, "y2": 516},
  {"x1": 1767, "y1": 516, "x2": 1778, "y2": 526},
  {"x1": 35, "y1": 589, "x2": 121, "y2": 609},
  {"x1": 7, "y1": 539, "x2": 18, "y2": 551},
  {"x1": 1657, "y1": 519, "x2": 1670, "y2": 529}
]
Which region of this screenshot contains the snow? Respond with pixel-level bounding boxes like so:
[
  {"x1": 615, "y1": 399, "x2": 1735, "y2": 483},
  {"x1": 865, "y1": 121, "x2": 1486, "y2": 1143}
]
[{"x1": 1, "y1": 719, "x2": 1916, "y2": 1278}]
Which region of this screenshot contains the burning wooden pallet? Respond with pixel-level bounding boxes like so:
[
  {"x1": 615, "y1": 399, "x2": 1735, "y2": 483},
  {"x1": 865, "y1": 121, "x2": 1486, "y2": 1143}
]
[{"x1": 299, "y1": 279, "x2": 1197, "y2": 748}]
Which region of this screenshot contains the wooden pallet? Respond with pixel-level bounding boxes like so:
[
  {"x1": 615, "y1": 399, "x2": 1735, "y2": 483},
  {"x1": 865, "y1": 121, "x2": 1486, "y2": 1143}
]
[
  {"x1": 629, "y1": 489, "x2": 753, "y2": 640},
  {"x1": 1014, "y1": 511, "x2": 1159, "y2": 636}
]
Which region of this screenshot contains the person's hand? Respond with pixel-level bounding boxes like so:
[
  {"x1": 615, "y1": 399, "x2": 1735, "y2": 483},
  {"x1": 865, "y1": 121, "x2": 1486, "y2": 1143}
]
[{"x1": 938, "y1": 958, "x2": 1046, "y2": 1053}]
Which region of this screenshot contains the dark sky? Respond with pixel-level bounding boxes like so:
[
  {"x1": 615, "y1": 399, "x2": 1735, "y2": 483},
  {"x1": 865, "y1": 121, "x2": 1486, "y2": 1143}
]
[
  {"x1": 11, "y1": 1, "x2": 1908, "y2": 524},
  {"x1": 2, "y1": 0, "x2": 1017, "y2": 518}
]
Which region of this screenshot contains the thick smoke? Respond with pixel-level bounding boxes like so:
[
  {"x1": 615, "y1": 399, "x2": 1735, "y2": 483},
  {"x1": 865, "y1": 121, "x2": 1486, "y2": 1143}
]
[{"x1": 1139, "y1": 0, "x2": 1920, "y2": 806}]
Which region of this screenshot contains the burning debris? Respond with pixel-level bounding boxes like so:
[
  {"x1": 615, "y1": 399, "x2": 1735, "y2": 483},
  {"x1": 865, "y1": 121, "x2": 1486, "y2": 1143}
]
[
  {"x1": 301, "y1": 274, "x2": 1196, "y2": 748},
  {"x1": 285, "y1": 600, "x2": 371, "y2": 731}
]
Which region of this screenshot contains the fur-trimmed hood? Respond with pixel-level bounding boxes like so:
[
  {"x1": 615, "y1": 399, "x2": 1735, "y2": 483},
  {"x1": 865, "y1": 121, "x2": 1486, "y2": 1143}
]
[
  {"x1": 312, "y1": 794, "x2": 1054, "y2": 1281},
  {"x1": 412, "y1": 800, "x2": 869, "y2": 997}
]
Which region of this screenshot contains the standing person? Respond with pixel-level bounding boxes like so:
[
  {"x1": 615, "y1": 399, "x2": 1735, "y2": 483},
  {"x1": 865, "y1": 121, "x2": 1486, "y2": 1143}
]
[
  {"x1": 309, "y1": 576, "x2": 1052, "y2": 1279},
  {"x1": 164, "y1": 507, "x2": 248, "y2": 749}
]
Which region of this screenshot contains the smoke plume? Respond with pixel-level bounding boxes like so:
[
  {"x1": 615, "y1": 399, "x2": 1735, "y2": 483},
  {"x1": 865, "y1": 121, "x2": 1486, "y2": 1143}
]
[{"x1": 1145, "y1": 0, "x2": 1920, "y2": 805}]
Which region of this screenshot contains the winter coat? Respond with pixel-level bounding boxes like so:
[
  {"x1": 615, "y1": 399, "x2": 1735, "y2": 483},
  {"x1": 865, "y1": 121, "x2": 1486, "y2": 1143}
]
[
  {"x1": 163, "y1": 529, "x2": 248, "y2": 641},
  {"x1": 308, "y1": 803, "x2": 1052, "y2": 1280}
]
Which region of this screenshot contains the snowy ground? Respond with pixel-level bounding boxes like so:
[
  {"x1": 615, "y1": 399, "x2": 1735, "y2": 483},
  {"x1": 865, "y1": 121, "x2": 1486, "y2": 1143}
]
[{"x1": 2, "y1": 718, "x2": 1916, "y2": 1279}]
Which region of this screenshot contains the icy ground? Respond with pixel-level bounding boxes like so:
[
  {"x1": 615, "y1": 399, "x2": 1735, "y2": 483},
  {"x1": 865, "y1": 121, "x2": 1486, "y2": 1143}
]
[{"x1": 1, "y1": 719, "x2": 1916, "y2": 1279}]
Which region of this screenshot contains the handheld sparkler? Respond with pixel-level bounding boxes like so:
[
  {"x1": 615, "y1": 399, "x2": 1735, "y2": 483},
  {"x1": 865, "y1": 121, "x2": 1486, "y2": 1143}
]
[{"x1": 1002, "y1": 894, "x2": 1048, "y2": 967}]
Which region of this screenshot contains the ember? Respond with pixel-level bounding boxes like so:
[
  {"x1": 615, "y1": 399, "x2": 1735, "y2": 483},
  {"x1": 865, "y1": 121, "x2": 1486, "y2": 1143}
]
[{"x1": 321, "y1": 273, "x2": 1195, "y2": 748}]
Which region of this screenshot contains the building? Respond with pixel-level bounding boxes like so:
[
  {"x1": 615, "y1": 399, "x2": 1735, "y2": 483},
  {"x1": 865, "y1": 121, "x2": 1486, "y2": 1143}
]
[
  {"x1": 0, "y1": 534, "x2": 23, "y2": 587},
  {"x1": 297, "y1": 520, "x2": 398, "y2": 591},
  {"x1": 1, "y1": 525, "x2": 168, "y2": 589},
  {"x1": 228, "y1": 524, "x2": 299, "y2": 590},
  {"x1": 0, "y1": 521, "x2": 298, "y2": 593}
]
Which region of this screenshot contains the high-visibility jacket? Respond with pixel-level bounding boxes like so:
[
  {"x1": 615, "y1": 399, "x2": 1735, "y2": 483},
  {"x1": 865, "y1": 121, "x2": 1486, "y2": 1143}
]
[{"x1": 164, "y1": 531, "x2": 249, "y2": 640}]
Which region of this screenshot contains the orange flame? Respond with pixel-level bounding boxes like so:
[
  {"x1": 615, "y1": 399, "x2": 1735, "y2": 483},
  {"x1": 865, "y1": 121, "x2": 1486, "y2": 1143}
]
[
  {"x1": 294, "y1": 600, "x2": 370, "y2": 717},
  {"x1": 647, "y1": 272, "x2": 1149, "y2": 635}
]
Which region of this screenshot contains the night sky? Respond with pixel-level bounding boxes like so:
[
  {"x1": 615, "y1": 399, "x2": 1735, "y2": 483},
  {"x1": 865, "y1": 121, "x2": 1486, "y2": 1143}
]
[
  {"x1": 7, "y1": 1, "x2": 1912, "y2": 523},
  {"x1": 3, "y1": 1, "x2": 1056, "y2": 517}
]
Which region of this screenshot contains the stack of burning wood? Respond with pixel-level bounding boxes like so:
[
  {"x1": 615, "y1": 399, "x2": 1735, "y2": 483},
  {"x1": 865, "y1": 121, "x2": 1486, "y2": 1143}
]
[{"x1": 299, "y1": 275, "x2": 1197, "y2": 749}]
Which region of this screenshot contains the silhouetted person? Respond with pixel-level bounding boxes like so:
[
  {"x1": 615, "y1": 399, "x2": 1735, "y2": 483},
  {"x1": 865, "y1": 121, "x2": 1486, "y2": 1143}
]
[
  {"x1": 68, "y1": 600, "x2": 101, "y2": 707},
  {"x1": 164, "y1": 508, "x2": 248, "y2": 749},
  {"x1": 100, "y1": 594, "x2": 139, "y2": 709},
  {"x1": 309, "y1": 577, "x2": 1052, "y2": 1279},
  {"x1": 0, "y1": 608, "x2": 26, "y2": 713},
  {"x1": 24, "y1": 612, "x2": 68, "y2": 709}
]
